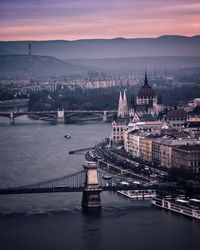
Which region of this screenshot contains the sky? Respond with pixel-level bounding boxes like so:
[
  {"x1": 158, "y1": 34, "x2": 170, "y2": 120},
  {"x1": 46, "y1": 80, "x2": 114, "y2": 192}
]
[{"x1": 0, "y1": 0, "x2": 200, "y2": 41}]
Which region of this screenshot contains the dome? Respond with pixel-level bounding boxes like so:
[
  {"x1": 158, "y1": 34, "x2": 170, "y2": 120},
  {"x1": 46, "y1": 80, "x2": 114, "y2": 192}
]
[
  {"x1": 138, "y1": 73, "x2": 155, "y2": 99},
  {"x1": 138, "y1": 84, "x2": 155, "y2": 99}
]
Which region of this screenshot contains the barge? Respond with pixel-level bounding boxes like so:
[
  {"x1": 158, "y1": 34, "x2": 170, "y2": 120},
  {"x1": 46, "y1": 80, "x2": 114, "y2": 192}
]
[
  {"x1": 117, "y1": 190, "x2": 156, "y2": 200},
  {"x1": 152, "y1": 197, "x2": 200, "y2": 220}
]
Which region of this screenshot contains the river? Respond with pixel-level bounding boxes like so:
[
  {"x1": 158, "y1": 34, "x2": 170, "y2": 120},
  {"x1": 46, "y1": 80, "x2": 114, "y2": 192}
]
[{"x1": 0, "y1": 116, "x2": 199, "y2": 250}]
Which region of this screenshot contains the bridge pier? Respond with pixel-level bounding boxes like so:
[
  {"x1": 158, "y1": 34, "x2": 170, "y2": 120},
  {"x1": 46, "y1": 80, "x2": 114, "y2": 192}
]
[
  {"x1": 10, "y1": 112, "x2": 15, "y2": 125},
  {"x1": 103, "y1": 111, "x2": 107, "y2": 122},
  {"x1": 57, "y1": 109, "x2": 65, "y2": 123},
  {"x1": 82, "y1": 162, "x2": 101, "y2": 210}
]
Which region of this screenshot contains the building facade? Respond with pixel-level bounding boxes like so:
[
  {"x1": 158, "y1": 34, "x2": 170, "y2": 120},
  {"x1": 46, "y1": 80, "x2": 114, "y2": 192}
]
[
  {"x1": 172, "y1": 145, "x2": 200, "y2": 173},
  {"x1": 111, "y1": 89, "x2": 129, "y2": 143},
  {"x1": 111, "y1": 119, "x2": 127, "y2": 143},
  {"x1": 111, "y1": 72, "x2": 164, "y2": 144},
  {"x1": 165, "y1": 108, "x2": 187, "y2": 130}
]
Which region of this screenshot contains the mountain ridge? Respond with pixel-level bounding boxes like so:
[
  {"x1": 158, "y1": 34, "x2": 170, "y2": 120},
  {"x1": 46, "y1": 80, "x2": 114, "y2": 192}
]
[
  {"x1": 1, "y1": 35, "x2": 200, "y2": 42},
  {"x1": 0, "y1": 35, "x2": 200, "y2": 59},
  {"x1": 1, "y1": 54, "x2": 200, "y2": 78}
]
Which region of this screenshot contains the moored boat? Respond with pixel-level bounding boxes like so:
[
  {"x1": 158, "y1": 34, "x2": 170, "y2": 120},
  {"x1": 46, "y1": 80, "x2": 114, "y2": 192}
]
[
  {"x1": 117, "y1": 190, "x2": 156, "y2": 199},
  {"x1": 102, "y1": 175, "x2": 112, "y2": 180},
  {"x1": 152, "y1": 196, "x2": 200, "y2": 220}
]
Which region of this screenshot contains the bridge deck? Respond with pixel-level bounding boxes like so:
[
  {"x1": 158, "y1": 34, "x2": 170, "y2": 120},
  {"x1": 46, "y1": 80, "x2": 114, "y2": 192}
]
[
  {"x1": 0, "y1": 167, "x2": 197, "y2": 196},
  {"x1": 0, "y1": 184, "x2": 178, "y2": 195}
]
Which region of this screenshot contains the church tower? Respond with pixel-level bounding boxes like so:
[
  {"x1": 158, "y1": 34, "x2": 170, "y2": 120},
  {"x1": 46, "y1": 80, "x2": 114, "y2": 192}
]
[
  {"x1": 117, "y1": 91, "x2": 124, "y2": 117},
  {"x1": 117, "y1": 90, "x2": 129, "y2": 118},
  {"x1": 112, "y1": 90, "x2": 130, "y2": 144},
  {"x1": 123, "y1": 89, "x2": 129, "y2": 116}
]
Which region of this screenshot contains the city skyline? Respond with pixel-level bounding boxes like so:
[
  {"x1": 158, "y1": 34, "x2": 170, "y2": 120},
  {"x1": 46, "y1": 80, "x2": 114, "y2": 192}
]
[{"x1": 0, "y1": 0, "x2": 200, "y2": 41}]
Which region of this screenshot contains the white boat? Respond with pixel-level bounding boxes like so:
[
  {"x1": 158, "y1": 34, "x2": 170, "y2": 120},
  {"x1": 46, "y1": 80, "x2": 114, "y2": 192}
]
[
  {"x1": 64, "y1": 134, "x2": 71, "y2": 139},
  {"x1": 102, "y1": 175, "x2": 112, "y2": 180},
  {"x1": 117, "y1": 190, "x2": 156, "y2": 199},
  {"x1": 133, "y1": 181, "x2": 141, "y2": 185},
  {"x1": 121, "y1": 181, "x2": 129, "y2": 186},
  {"x1": 152, "y1": 197, "x2": 200, "y2": 220}
]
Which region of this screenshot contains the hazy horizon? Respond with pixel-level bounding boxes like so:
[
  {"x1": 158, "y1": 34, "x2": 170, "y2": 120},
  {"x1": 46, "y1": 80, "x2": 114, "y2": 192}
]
[{"x1": 0, "y1": 34, "x2": 200, "y2": 42}]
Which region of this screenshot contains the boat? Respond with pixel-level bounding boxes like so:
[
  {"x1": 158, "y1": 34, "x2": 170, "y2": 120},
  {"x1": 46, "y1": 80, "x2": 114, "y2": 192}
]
[
  {"x1": 64, "y1": 134, "x2": 71, "y2": 139},
  {"x1": 152, "y1": 196, "x2": 200, "y2": 220},
  {"x1": 102, "y1": 175, "x2": 112, "y2": 180},
  {"x1": 117, "y1": 190, "x2": 156, "y2": 199},
  {"x1": 133, "y1": 181, "x2": 141, "y2": 185},
  {"x1": 121, "y1": 181, "x2": 129, "y2": 186}
]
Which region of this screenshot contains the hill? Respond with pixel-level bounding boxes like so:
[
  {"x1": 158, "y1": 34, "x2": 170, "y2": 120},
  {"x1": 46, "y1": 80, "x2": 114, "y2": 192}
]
[
  {"x1": 0, "y1": 54, "x2": 96, "y2": 78},
  {"x1": 0, "y1": 35, "x2": 200, "y2": 59},
  {"x1": 68, "y1": 56, "x2": 200, "y2": 71}
]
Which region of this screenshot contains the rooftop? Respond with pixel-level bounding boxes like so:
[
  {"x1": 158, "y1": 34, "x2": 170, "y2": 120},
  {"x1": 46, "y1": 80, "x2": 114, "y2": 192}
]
[
  {"x1": 176, "y1": 144, "x2": 200, "y2": 152},
  {"x1": 166, "y1": 108, "x2": 187, "y2": 118},
  {"x1": 140, "y1": 113, "x2": 155, "y2": 122}
]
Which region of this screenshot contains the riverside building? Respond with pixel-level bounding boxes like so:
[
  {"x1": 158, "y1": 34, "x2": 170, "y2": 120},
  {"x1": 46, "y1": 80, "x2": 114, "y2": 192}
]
[
  {"x1": 124, "y1": 128, "x2": 200, "y2": 171},
  {"x1": 172, "y1": 144, "x2": 200, "y2": 173},
  {"x1": 111, "y1": 72, "x2": 163, "y2": 143}
]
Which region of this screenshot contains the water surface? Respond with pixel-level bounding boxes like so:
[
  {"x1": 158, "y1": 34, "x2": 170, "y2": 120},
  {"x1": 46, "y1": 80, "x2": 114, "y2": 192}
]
[{"x1": 0, "y1": 116, "x2": 199, "y2": 250}]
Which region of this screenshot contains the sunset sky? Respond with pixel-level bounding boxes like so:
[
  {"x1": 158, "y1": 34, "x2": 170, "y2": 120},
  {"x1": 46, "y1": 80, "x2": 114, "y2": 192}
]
[{"x1": 0, "y1": 0, "x2": 200, "y2": 41}]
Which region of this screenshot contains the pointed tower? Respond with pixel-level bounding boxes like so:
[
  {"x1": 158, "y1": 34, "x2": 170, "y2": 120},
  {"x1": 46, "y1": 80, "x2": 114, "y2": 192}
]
[
  {"x1": 136, "y1": 70, "x2": 155, "y2": 105},
  {"x1": 144, "y1": 70, "x2": 148, "y2": 85},
  {"x1": 117, "y1": 91, "x2": 124, "y2": 117},
  {"x1": 123, "y1": 89, "x2": 129, "y2": 116}
]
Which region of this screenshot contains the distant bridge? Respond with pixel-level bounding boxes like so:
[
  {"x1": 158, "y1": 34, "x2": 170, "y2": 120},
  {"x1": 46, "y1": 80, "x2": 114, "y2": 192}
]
[{"x1": 0, "y1": 110, "x2": 116, "y2": 124}]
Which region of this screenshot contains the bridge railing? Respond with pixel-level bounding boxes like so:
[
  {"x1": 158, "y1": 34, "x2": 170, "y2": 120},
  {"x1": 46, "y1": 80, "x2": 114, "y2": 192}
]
[{"x1": 0, "y1": 167, "x2": 196, "y2": 195}]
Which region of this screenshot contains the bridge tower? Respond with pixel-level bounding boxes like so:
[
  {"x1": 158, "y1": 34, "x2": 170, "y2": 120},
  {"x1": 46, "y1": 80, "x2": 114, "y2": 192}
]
[
  {"x1": 103, "y1": 111, "x2": 107, "y2": 122},
  {"x1": 10, "y1": 112, "x2": 15, "y2": 125},
  {"x1": 57, "y1": 109, "x2": 65, "y2": 123},
  {"x1": 82, "y1": 161, "x2": 101, "y2": 210}
]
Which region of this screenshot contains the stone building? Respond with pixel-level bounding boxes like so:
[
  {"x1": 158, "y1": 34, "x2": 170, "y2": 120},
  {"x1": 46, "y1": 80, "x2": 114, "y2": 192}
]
[
  {"x1": 111, "y1": 119, "x2": 128, "y2": 143},
  {"x1": 124, "y1": 130, "x2": 140, "y2": 157},
  {"x1": 111, "y1": 72, "x2": 163, "y2": 144},
  {"x1": 111, "y1": 90, "x2": 129, "y2": 143},
  {"x1": 172, "y1": 144, "x2": 200, "y2": 173},
  {"x1": 165, "y1": 108, "x2": 187, "y2": 130},
  {"x1": 152, "y1": 138, "x2": 200, "y2": 168},
  {"x1": 144, "y1": 135, "x2": 155, "y2": 162}
]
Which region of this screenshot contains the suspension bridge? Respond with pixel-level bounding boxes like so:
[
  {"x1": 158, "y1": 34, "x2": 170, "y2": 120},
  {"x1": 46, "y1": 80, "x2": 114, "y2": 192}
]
[{"x1": 0, "y1": 161, "x2": 196, "y2": 209}]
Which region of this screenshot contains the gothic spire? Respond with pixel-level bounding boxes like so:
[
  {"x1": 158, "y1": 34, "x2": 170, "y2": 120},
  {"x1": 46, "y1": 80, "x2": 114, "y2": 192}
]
[
  {"x1": 144, "y1": 70, "x2": 148, "y2": 85},
  {"x1": 123, "y1": 89, "x2": 129, "y2": 117},
  {"x1": 117, "y1": 91, "x2": 123, "y2": 117},
  {"x1": 123, "y1": 89, "x2": 127, "y2": 101},
  {"x1": 119, "y1": 91, "x2": 122, "y2": 102}
]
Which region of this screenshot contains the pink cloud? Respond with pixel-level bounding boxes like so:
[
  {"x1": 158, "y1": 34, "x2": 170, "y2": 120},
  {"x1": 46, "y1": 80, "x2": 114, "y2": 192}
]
[{"x1": 0, "y1": 0, "x2": 200, "y2": 40}]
